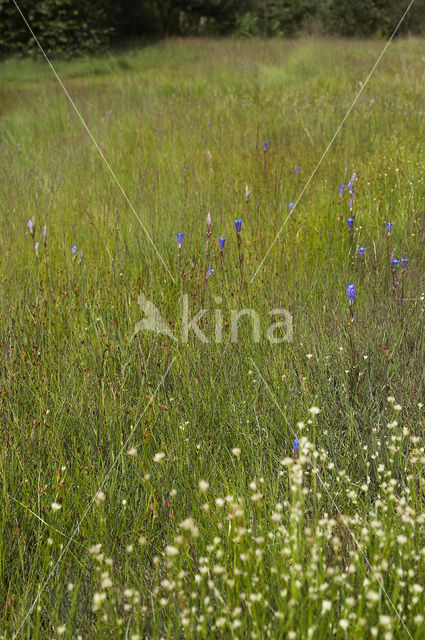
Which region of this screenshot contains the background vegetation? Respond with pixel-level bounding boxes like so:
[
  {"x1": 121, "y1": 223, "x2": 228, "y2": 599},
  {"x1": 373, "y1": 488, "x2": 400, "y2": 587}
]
[
  {"x1": 1, "y1": 0, "x2": 425, "y2": 56},
  {"x1": 1, "y1": 36, "x2": 425, "y2": 638}
]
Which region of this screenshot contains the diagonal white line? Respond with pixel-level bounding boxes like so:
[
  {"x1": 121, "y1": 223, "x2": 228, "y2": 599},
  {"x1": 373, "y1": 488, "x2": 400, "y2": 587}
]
[
  {"x1": 11, "y1": 0, "x2": 175, "y2": 283},
  {"x1": 250, "y1": 357, "x2": 413, "y2": 639},
  {"x1": 8, "y1": 495, "x2": 90, "y2": 550},
  {"x1": 251, "y1": 0, "x2": 415, "y2": 283},
  {"x1": 12, "y1": 358, "x2": 175, "y2": 639}
]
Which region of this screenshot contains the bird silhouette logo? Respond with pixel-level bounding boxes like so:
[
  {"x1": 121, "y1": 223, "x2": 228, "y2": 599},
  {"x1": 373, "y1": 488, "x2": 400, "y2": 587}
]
[{"x1": 133, "y1": 293, "x2": 176, "y2": 340}]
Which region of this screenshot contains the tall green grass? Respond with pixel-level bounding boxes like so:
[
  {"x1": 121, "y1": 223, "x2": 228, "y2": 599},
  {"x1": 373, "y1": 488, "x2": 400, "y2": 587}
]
[{"x1": 1, "y1": 37, "x2": 425, "y2": 639}]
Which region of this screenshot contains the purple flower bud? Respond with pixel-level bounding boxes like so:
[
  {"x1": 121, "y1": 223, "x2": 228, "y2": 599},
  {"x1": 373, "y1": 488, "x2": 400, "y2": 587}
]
[
  {"x1": 292, "y1": 438, "x2": 300, "y2": 456},
  {"x1": 295, "y1": 166, "x2": 301, "y2": 174},
  {"x1": 262, "y1": 141, "x2": 268, "y2": 151},
  {"x1": 339, "y1": 185, "x2": 345, "y2": 196},
  {"x1": 400, "y1": 258, "x2": 408, "y2": 269},
  {"x1": 358, "y1": 246, "x2": 366, "y2": 257},
  {"x1": 391, "y1": 258, "x2": 400, "y2": 270},
  {"x1": 206, "y1": 212, "x2": 212, "y2": 228},
  {"x1": 235, "y1": 219, "x2": 242, "y2": 233},
  {"x1": 385, "y1": 222, "x2": 393, "y2": 234},
  {"x1": 346, "y1": 283, "x2": 356, "y2": 305},
  {"x1": 176, "y1": 233, "x2": 184, "y2": 246},
  {"x1": 205, "y1": 268, "x2": 215, "y2": 279},
  {"x1": 43, "y1": 225, "x2": 47, "y2": 238},
  {"x1": 289, "y1": 202, "x2": 295, "y2": 211},
  {"x1": 347, "y1": 218, "x2": 354, "y2": 230},
  {"x1": 34, "y1": 242, "x2": 39, "y2": 255},
  {"x1": 218, "y1": 237, "x2": 226, "y2": 250},
  {"x1": 71, "y1": 245, "x2": 77, "y2": 257}
]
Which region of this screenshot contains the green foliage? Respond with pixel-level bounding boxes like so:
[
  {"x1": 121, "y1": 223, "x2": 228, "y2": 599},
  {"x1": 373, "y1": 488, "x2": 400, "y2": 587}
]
[
  {"x1": 234, "y1": 12, "x2": 260, "y2": 38},
  {"x1": 253, "y1": 0, "x2": 317, "y2": 37},
  {"x1": 1, "y1": 0, "x2": 425, "y2": 58},
  {"x1": 319, "y1": 0, "x2": 425, "y2": 36},
  {"x1": 0, "y1": 0, "x2": 111, "y2": 57},
  {"x1": 319, "y1": 0, "x2": 387, "y2": 36}
]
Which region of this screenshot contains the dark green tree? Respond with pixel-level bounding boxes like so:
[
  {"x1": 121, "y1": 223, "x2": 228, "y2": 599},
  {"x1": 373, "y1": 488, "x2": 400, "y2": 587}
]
[{"x1": 0, "y1": 0, "x2": 111, "y2": 56}]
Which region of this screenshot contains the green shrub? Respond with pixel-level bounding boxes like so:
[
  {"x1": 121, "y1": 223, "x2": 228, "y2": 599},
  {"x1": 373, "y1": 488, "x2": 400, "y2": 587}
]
[
  {"x1": 0, "y1": 0, "x2": 112, "y2": 57},
  {"x1": 234, "y1": 11, "x2": 260, "y2": 38}
]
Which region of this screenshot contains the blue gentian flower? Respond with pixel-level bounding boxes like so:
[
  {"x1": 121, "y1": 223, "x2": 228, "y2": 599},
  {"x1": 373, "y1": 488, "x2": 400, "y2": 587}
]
[
  {"x1": 385, "y1": 222, "x2": 393, "y2": 234},
  {"x1": 34, "y1": 242, "x2": 39, "y2": 255},
  {"x1": 71, "y1": 245, "x2": 77, "y2": 257},
  {"x1": 27, "y1": 218, "x2": 35, "y2": 236},
  {"x1": 295, "y1": 166, "x2": 301, "y2": 174},
  {"x1": 183, "y1": 166, "x2": 187, "y2": 172},
  {"x1": 347, "y1": 181, "x2": 352, "y2": 193},
  {"x1": 358, "y1": 246, "x2": 366, "y2": 257},
  {"x1": 208, "y1": 119, "x2": 212, "y2": 125},
  {"x1": 391, "y1": 258, "x2": 400, "y2": 270},
  {"x1": 263, "y1": 141, "x2": 268, "y2": 151},
  {"x1": 289, "y1": 202, "x2": 295, "y2": 211},
  {"x1": 346, "y1": 284, "x2": 356, "y2": 305},
  {"x1": 339, "y1": 185, "x2": 345, "y2": 196},
  {"x1": 400, "y1": 258, "x2": 408, "y2": 269},
  {"x1": 347, "y1": 218, "x2": 354, "y2": 229},
  {"x1": 219, "y1": 237, "x2": 226, "y2": 250},
  {"x1": 292, "y1": 438, "x2": 300, "y2": 456},
  {"x1": 176, "y1": 233, "x2": 184, "y2": 246},
  {"x1": 235, "y1": 219, "x2": 242, "y2": 233},
  {"x1": 206, "y1": 268, "x2": 215, "y2": 279}
]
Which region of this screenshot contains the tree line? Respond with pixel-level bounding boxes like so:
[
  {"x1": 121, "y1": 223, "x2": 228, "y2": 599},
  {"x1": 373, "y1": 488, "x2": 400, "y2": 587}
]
[{"x1": 0, "y1": 0, "x2": 424, "y2": 57}]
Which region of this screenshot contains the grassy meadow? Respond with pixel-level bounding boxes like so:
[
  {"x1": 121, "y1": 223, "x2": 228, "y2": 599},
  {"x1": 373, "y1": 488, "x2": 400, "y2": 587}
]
[{"x1": 1, "y1": 37, "x2": 425, "y2": 638}]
